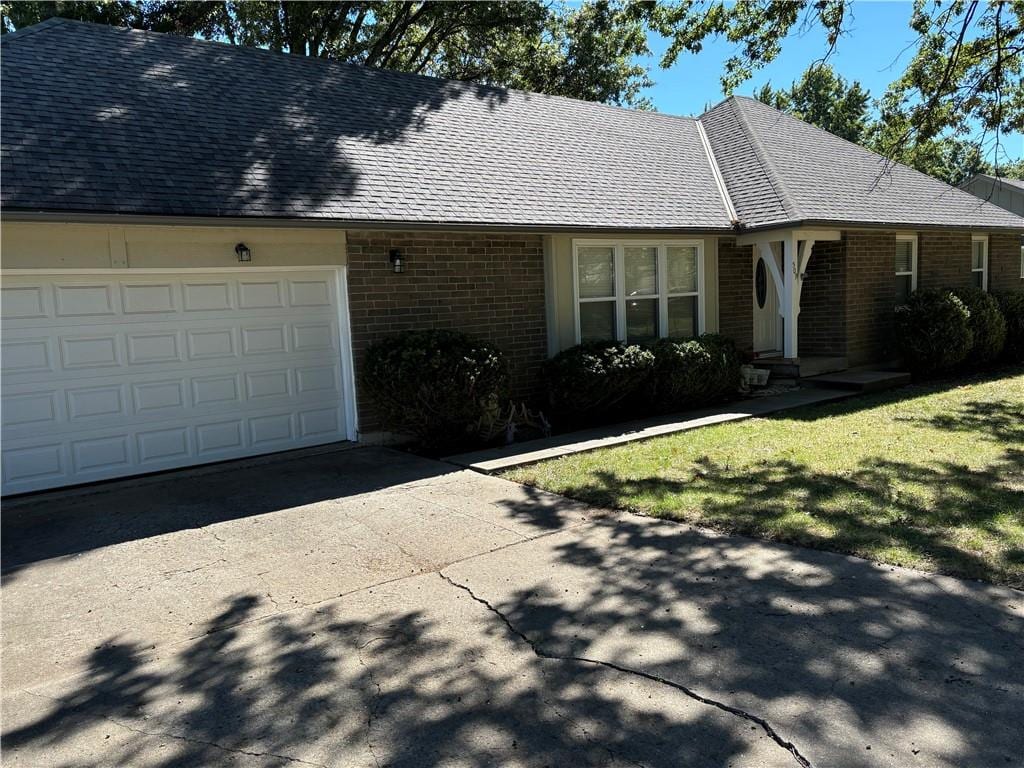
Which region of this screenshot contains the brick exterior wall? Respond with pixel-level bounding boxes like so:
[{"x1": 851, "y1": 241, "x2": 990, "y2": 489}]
[
  {"x1": 717, "y1": 228, "x2": 1023, "y2": 369},
  {"x1": 917, "y1": 230, "x2": 973, "y2": 291},
  {"x1": 346, "y1": 230, "x2": 547, "y2": 434},
  {"x1": 798, "y1": 240, "x2": 846, "y2": 357},
  {"x1": 989, "y1": 232, "x2": 1024, "y2": 293},
  {"x1": 843, "y1": 231, "x2": 898, "y2": 365},
  {"x1": 716, "y1": 237, "x2": 754, "y2": 355}
]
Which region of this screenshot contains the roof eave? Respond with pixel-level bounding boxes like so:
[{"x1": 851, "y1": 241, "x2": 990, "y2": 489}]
[
  {"x1": 0, "y1": 209, "x2": 738, "y2": 235},
  {"x1": 737, "y1": 217, "x2": 1024, "y2": 235}
]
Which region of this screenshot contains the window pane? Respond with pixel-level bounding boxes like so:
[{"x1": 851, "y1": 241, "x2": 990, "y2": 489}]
[
  {"x1": 667, "y1": 246, "x2": 698, "y2": 294},
  {"x1": 624, "y1": 246, "x2": 657, "y2": 296},
  {"x1": 667, "y1": 296, "x2": 698, "y2": 339},
  {"x1": 895, "y1": 240, "x2": 913, "y2": 273},
  {"x1": 972, "y1": 270, "x2": 984, "y2": 289},
  {"x1": 579, "y1": 301, "x2": 615, "y2": 342},
  {"x1": 896, "y1": 275, "x2": 913, "y2": 305},
  {"x1": 577, "y1": 246, "x2": 615, "y2": 298},
  {"x1": 972, "y1": 240, "x2": 986, "y2": 270},
  {"x1": 626, "y1": 298, "x2": 657, "y2": 343}
]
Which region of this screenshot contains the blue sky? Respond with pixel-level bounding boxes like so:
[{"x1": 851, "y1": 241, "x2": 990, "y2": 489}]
[{"x1": 636, "y1": 1, "x2": 1023, "y2": 161}]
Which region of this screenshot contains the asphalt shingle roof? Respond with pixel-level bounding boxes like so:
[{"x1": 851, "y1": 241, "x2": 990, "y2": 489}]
[
  {"x1": 0, "y1": 19, "x2": 732, "y2": 230},
  {"x1": 2, "y1": 19, "x2": 1023, "y2": 232},
  {"x1": 702, "y1": 96, "x2": 1024, "y2": 231}
]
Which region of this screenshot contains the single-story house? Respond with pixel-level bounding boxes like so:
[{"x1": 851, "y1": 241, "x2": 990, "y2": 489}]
[{"x1": 3, "y1": 19, "x2": 1023, "y2": 494}]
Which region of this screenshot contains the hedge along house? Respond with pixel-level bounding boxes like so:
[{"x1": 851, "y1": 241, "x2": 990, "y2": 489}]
[{"x1": 2, "y1": 20, "x2": 1023, "y2": 494}]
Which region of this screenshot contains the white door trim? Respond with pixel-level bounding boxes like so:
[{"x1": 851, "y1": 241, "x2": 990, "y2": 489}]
[{"x1": 334, "y1": 267, "x2": 359, "y2": 441}]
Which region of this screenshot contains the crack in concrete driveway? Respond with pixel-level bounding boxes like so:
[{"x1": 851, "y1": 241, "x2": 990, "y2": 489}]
[{"x1": 439, "y1": 572, "x2": 813, "y2": 768}]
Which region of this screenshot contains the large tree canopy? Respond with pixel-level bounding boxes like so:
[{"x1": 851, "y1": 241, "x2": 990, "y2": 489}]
[
  {"x1": 754, "y1": 64, "x2": 871, "y2": 144},
  {"x1": 2, "y1": 0, "x2": 1022, "y2": 172}
]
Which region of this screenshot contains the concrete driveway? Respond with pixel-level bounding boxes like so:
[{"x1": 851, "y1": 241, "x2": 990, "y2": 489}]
[{"x1": 2, "y1": 446, "x2": 1021, "y2": 768}]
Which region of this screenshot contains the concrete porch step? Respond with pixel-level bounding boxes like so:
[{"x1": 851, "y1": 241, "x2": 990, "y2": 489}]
[
  {"x1": 804, "y1": 369, "x2": 911, "y2": 393},
  {"x1": 756, "y1": 356, "x2": 849, "y2": 379}
]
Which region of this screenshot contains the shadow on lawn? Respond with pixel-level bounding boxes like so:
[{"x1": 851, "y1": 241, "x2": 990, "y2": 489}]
[
  {"x1": 901, "y1": 397, "x2": 1024, "y2": 443},
  {"x1": 550, "y1": 447, "x2": 1024, "y2": 589}
]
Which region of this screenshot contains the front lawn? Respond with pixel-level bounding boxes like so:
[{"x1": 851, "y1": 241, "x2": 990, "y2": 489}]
[{"x1": 504, "y1": 368, "x2": 1024, "y2": 588}]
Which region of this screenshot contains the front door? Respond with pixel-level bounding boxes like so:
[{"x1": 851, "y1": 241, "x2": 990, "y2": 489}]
[{"x1": 752, "y1": 253, "x2": 782, "y2": 356}]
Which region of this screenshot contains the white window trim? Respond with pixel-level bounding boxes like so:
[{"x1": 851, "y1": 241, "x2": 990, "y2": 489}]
[
  {"x1": 1019, "y1": 243, "x2": 1023, "y2": 280},
  {"x1": 572, "y1": 239, "x2": 705, "y2": 344},
  {"x1": 972, "y1": 234, "x2": 989, "y2": 291},
  {"x1": 895, "y1": 234, "x2": 918, "y2": 303}
]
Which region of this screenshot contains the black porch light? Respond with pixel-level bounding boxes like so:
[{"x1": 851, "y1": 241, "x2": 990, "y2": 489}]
[
  {"x1": 235, "y1": 242, "x2": 252, "y2": 262},
  {"x1": 389, "y1": 248, "x2": 405, "y2": 274}
]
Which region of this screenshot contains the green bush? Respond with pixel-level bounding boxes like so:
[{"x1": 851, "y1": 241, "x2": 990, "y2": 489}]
[
  {"x1": 543, "y1": 342, "x2": 654, "y2": 423},
  {"x1": 362, "y1": 329, "x2": 508, "y2": 449},
  {"x1": 952, "y1": 287, "x2": 1007, "y2": 365},
  {"x1": 650, "y1": 334, "x2": 742, "y2": 411},
  {"x1": 894, "y1": 290, "x2": 973, "y2": 375},
  {"x1": 994, "y1": 291, "x2": 1024, "y2": 362}
]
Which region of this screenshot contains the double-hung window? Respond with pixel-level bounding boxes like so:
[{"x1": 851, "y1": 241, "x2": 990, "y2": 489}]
[
  {"x1": 971, "y1": 235, "x2": 988, "y2": 290},
  {"x1": 895, "y1": 235, "x2": 917, "y2": 306},
  {"x1": 574, "y1": 240, "x2": 703, "y2": 344}
]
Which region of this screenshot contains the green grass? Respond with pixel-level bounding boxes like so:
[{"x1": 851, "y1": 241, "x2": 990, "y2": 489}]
[{"x1": 504, "y1": 367, "x2": 1024, "y2": 588}]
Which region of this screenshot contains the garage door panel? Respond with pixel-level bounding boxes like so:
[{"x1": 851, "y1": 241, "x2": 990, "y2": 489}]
[
  {"x1": 121, "y1": 282, "x2": 178, "y2": 314},
  {"x1": 2, "y1": 337, "x2": 55, "y2": 374},
  {"x1": 1, "y1": 270, "x2": 349, "y2": 494},
  {"x1": 2, "y1": 275, "x2": 339, "y2": 331},
  {"x1": 1, "y1": 284, "x2": 50, "y2": 319},
  {"x1": 3, "y1": 329, "x2": 338, "y2": 386}
]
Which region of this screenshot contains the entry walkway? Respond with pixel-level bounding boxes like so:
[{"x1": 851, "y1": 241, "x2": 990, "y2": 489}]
[{"x1": 446, "y1": 386, "x2": 852, "y2": 472}]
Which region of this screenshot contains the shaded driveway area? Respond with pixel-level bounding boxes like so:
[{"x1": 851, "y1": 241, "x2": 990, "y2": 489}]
[{"x1": 2, "y1": 447, "x2": 1022, "y2": 767}]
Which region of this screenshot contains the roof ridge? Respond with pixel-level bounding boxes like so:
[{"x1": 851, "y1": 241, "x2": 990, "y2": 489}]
[
  {"x1": 694, "y1": 119, "x2": 738, "y2": 225},
  {"x1": 0, "y1": 16, "x2": 68, "y2": 44},
  {"x1": 727, "y1": 96, "x2": 798, "y2": 220}
]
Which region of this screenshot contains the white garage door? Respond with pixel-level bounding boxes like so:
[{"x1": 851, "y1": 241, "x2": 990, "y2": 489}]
[{"x1": 1, "y1": 269, "x2": 353, "y2": 494}]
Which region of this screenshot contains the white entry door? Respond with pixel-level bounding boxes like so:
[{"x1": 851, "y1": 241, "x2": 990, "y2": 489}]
[
  {"x1": 1, "y1": 269, "x2": 353, "y2": 494},
  {"x1": 752, "y1": 253, "x2": 783, "y2": 355}
]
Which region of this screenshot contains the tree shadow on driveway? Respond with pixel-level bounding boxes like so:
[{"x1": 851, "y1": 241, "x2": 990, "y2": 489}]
[{"x1": 4, "y1": 590, "x2": 765, "y2": 768}]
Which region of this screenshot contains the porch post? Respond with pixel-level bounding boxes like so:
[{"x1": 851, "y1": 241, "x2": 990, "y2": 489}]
[{"x1": 782, "y1": 232, "x2": 799, "y2": 358}]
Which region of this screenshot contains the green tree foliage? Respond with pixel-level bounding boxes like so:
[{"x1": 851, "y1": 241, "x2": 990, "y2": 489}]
[
  {"x1": 754, "y1": 64, "x2": 870, "y2": 143},
  {"x1": 1, "y1": 1, "x2": 655, "y2": 107},
  {"x1": 754, "y1": 62, "x2": 1001, "y2": 186},
  {"x1": 653, "y1": 0, "x2": 1022, "y2": 176}
]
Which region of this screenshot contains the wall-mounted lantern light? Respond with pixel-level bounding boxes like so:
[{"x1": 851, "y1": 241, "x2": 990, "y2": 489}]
[
  {"x1": 389, "y1": 248, "x2": 405, "y2": 274},
  {"x1": 235, "y1": 242, "x2": 252, "y2": 262}
]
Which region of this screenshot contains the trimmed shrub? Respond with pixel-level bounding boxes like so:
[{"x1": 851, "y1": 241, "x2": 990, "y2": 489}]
[
  {"x1": 952, "y1": 287, "x2": 1007, "y2": 365},
  {"x1": 650, "y1": 334, "x2": 742, "y2": 411},
  {"x1": 994, "y1": 291, "x2": 1024, "y2": 362},
  {"x1": 543, "y1": 342, "x2": 654, "y2": 424},
  {"x1": 894, "y1": 290, "x2": 973, "y2": 375},
  {"x1": 362, "y1": 329, "x2": 509, "y2": 449}
]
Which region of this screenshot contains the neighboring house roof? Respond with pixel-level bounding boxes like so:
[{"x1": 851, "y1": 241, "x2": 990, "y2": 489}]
[
  {"x1": 3, "y1": 18, "x2": 1023, "y2": 233},
  {"x1": 960, "y1": 174, "x2": 1024, "y2": 218},
  {"x1": 996, "y1": 176, "x2": 1024, "y2": 192},
  {"x1": 965, "y1": 174, "x2": 1024, "y2": 193}
]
